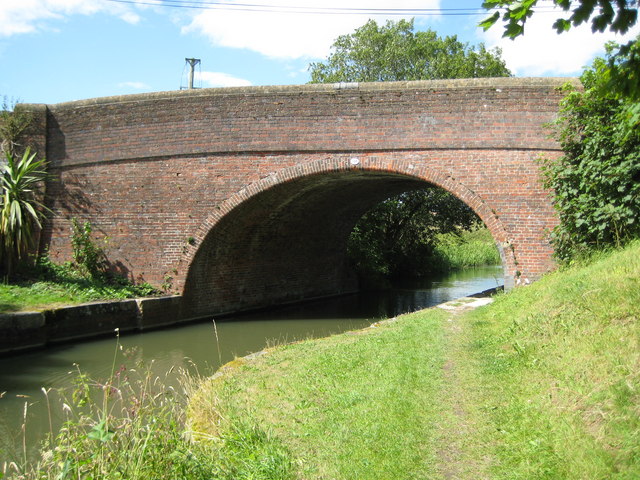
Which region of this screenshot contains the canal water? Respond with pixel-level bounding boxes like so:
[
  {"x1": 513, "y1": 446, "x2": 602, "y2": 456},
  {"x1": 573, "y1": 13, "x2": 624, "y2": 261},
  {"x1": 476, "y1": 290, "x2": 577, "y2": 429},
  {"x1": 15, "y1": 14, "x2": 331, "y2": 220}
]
[{"x1": 0, "y1": 265, "x2": 502, "y2": 462}]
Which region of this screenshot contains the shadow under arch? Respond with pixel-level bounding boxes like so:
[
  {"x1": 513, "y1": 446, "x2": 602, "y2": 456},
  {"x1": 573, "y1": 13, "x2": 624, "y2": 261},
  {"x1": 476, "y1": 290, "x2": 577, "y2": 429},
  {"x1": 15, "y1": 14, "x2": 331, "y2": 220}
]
[{"x1": 177, "y1": 156, "x2": 514, "y2": 319}]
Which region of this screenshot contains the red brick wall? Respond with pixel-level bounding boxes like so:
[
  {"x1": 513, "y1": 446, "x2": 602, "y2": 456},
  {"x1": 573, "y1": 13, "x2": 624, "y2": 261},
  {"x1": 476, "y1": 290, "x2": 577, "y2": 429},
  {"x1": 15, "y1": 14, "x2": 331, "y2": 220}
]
[{"x1": 33, "y1": 77, "x2": 573, "y2": 318}]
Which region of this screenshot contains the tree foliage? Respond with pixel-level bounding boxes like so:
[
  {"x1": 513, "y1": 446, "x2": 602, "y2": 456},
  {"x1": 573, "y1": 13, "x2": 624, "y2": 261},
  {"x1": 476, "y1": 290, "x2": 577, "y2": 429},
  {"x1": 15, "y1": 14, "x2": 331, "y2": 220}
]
[
  {"x1": 348, "y1": 188, "x2": 483, "y2": 280},
  {"x1": 309, "y1": 18, "x2": 510, "y2": 83},
  {"x1": 541, "y1": 50, "x2": 640, "y2": 261},
  {"x1": 481, "y1": 0, "x2": 638, "y2": 37},
  {"x1": 0, "y1": 97, "x2": 33, "y2": 157},
  {"x1": 481, "y1": 1, "x2": 640, "y2": 103}
]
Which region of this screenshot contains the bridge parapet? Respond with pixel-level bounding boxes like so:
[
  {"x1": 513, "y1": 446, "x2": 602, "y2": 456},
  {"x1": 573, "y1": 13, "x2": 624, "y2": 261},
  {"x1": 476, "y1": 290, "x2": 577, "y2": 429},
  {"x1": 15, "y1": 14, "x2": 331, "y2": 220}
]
[{"x1": 35, "y1": 77, "x2": 576, "y2": 167}]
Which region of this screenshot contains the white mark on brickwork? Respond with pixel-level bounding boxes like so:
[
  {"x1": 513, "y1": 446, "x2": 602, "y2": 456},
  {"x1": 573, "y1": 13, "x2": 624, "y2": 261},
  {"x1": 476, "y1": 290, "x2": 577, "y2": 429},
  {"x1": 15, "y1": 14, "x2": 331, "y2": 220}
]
[{"x1": 419, "y1": 114, "x2": 437, "y2": 128}]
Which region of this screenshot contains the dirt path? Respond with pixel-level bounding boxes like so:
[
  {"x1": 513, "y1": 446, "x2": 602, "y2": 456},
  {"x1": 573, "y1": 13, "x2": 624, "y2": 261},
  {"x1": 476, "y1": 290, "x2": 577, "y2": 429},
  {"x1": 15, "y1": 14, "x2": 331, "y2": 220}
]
[{"x1": 434, "y1": 297, "x2": 495, "y2": 480}]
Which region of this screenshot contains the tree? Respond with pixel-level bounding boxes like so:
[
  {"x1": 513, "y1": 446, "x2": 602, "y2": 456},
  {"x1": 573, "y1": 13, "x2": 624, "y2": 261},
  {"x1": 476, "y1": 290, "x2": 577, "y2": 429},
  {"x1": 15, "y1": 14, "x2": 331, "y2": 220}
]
[
  {"x1": 481, "y1": 0, "x2": 638, "y2": 37},
  {"x1": 0, "y1": 148, "x2": 50, "y2": 278},
  {"x1": 348, "y1": 188, "x2": 483, "y2": 280},
  {"x1": 480, "y1": 1, "x2": 640, "y2": 103},
  {"x1": 309, "y1": 18, "x2": 510, "y2": 83},
  {"x1": 310, "y1": 19, "x2": 509, "y2": 280},
  {"x1": 540, "y1": 50, "x2": 640, "y2": 260}
]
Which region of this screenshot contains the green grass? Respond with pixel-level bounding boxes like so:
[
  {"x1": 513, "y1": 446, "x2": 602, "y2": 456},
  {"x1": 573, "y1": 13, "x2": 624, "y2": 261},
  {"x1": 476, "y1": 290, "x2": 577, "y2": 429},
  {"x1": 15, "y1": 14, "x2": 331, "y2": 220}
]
[
  {"x1": 0, "y1": 259, "x2": 159, "y2": 313},
  {"x1": 188, "y1": 240, "x2": 640, "y2": 479},
  {"x1": 432, "y1": 226, "x2": 501, "y2": 270},
  {"x1": 189, "y1": 311, "x2": 454, "y2": 479},
  {"x1": 466, "y1": 241, "x2": 640, "y2": 479}
]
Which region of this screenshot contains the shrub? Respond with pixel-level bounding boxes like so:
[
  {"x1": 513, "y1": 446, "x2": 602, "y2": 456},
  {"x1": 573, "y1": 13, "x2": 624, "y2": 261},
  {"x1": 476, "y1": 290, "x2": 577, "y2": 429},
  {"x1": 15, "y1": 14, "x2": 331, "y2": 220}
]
[
  {"x1": 541, "y1": 46, "x2": 640, "y2": 261},
  {"x1": 0, "y1": 148, "x2": 49, "y2": 278},
  {"x1": 70, "y1": 218, "x2": 108, "y2": 279}
]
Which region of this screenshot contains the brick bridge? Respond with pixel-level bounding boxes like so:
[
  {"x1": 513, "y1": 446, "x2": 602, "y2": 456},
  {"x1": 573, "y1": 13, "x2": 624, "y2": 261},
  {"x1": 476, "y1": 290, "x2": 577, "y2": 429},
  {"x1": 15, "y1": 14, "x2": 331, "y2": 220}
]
[{"x1": 26, "y1": 77, "x2": 573, "y2": 320}]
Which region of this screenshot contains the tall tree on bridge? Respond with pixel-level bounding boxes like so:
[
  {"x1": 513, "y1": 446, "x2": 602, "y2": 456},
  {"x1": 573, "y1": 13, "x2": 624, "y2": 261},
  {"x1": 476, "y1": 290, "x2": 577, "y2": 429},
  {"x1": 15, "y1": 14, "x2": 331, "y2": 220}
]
[{"x1": 309, "y1": 19, "x2": 511, "y2": 280}]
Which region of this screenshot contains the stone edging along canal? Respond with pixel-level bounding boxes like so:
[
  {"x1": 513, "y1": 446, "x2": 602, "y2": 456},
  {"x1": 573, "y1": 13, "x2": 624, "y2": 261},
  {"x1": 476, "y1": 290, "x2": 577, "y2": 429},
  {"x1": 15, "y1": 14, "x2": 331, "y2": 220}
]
[
  {"x1": 0, "y1": 287, "x2": 501, "y2": 356},
  {"x1": 0, "y1": 295, "x2": 186, "y2": 355}
]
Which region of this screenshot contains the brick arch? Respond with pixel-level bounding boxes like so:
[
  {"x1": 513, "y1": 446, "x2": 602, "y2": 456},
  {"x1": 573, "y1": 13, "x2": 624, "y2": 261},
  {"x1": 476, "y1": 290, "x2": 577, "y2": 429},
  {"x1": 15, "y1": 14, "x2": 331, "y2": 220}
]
[
  {"x1": 176, "y1": 155, "x2": 515, "y2": 318},
  {"x1": 35, "y1": 78, "x2": 566, "y2": 318}
]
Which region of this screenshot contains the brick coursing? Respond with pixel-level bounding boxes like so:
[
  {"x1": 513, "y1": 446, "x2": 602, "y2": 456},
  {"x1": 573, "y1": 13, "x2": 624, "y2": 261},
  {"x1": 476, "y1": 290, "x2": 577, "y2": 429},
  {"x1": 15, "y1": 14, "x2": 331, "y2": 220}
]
[{"x1": 26, "y1": 78, "x2": 573, "y2": 318}]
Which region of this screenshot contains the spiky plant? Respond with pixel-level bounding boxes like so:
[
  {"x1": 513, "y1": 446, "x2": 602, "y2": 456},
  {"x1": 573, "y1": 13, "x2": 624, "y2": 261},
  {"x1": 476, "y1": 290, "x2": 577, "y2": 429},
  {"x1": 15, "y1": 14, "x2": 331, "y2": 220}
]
[{"x1": 0, "y1": 147, "x2": 49, "y2": 278}]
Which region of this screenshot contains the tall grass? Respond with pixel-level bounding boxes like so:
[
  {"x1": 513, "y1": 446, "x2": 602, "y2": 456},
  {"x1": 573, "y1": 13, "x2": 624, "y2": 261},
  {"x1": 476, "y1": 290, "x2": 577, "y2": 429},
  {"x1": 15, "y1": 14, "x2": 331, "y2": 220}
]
[
  {"x1": 2, "y1": 336, "x2": 294, "y2": 480},
  {"x1": 432, "y1": 226, "x2": 501, "y2": 270}
]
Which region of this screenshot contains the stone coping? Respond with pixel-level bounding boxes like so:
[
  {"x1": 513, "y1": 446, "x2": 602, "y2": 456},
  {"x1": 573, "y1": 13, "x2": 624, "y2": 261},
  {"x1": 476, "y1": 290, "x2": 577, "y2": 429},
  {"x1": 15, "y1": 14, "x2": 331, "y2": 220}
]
[{"x1": 21, "y1": 77, "x2": 580, "y2": 110}]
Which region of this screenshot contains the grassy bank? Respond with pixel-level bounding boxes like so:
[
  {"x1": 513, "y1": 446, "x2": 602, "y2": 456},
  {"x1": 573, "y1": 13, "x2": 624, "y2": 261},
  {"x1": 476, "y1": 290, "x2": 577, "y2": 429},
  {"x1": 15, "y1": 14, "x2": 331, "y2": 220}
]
[
  {"x1": 0, "y1": 260, "x2": 159, "y2": 313},
  {"x1": 7, "y1": 241, "x2": 639, "y2": 479},
  {"x1": 190, "y1": 309, "x2": 453, "y2": 479},
  {"x1": 466, "y1": 244, "x2": 640, "y2": 478},
  {"x1": 432, "y1": 226, "x2": 501, "y2": 270},
  {"x1": 188, "y1": 240, "x2": 639, "y2": 479}
]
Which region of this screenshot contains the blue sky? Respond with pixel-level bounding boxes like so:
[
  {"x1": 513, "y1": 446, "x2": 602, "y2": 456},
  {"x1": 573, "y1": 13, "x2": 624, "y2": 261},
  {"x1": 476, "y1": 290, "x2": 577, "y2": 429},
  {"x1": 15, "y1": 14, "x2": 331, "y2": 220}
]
[{"x1": 1, "y1": 0, "x2": 638, "y2": 105}]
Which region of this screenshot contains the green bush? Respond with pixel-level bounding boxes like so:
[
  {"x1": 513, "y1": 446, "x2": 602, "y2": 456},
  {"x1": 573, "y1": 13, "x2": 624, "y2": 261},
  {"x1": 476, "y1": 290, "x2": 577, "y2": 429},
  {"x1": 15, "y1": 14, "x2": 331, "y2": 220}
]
[
  {"x1": 541, "y1": 45, "x2": 640, "y2": 261},
  {"x1": 70, "y1": 218, "x2": 108, "y2": 279}
]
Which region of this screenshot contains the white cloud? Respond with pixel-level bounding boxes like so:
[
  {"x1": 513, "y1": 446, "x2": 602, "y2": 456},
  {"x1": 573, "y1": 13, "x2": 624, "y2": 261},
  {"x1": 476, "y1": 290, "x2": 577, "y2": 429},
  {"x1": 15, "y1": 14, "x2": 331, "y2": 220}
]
[
  {"x1": 197, "y1": 71, "x2": 252, "y2": 87},
  {"x1": 118, "y1": 81, "x2": 150, "y2": 90},
  {"x1": 480, "y1": 10, "x2": 640, "y2": 76},
  {"x1": 0, "y1": 0, "x2": 143, "y2": 37},
  {"x1": 182, "y1": 0, "x2": 441, "y2": 60}
]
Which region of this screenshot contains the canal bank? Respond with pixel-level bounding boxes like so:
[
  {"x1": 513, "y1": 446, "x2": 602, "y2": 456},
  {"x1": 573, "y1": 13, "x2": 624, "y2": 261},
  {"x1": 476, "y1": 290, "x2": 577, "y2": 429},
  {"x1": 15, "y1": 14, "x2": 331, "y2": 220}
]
[
  {"x1": 0, "y1": 266, "x2": 503, "y2": 463},
  {"x1": 187, "y1": 242, "x2": 640, "y2": 479},
  {"x1": 0, "y1": 295, "x2": 184, "y2": 355}
]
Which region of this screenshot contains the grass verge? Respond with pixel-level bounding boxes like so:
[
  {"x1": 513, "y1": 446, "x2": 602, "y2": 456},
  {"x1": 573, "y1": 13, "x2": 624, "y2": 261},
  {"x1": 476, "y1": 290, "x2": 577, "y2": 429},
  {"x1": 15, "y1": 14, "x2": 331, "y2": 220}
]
[
  {"x1": 0, "y1": 259, "x2": 159, "y2": 313},
  {"x1": 188, "y1": 240, "x2": 639, "y2": 479}
]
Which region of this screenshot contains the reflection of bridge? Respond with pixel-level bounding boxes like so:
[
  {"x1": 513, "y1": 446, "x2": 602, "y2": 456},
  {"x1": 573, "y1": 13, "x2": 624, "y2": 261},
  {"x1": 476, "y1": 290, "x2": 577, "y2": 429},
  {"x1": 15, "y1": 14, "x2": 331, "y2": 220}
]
[{"x1": 28, "y1": 77, "x2": 573, "y2": 319}]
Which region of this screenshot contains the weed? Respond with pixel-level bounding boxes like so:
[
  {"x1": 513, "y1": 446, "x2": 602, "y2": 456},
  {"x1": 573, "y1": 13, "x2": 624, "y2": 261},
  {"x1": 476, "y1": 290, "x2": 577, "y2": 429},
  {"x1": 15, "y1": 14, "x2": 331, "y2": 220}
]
[{"x1": 70, "y1": 218, "x2": 108, "y2": 279}]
